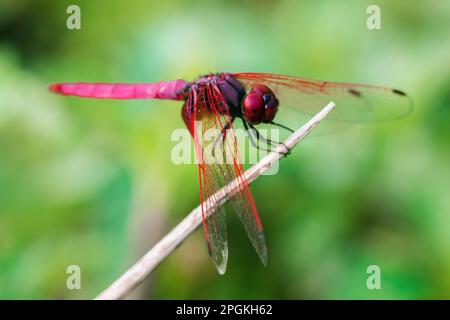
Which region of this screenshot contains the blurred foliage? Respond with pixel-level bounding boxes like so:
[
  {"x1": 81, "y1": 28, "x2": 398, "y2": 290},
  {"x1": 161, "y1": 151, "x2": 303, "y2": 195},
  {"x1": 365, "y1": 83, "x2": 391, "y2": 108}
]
[{"x1": 0, "y1": 0, "x2": 449, "y2": 299}]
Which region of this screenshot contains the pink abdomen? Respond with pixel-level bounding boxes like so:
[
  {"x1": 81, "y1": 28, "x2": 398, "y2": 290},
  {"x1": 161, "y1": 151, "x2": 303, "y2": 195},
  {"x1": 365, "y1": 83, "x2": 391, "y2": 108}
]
[{"x1": 49, "y1": 80, "x2": 187, "y2": 100}]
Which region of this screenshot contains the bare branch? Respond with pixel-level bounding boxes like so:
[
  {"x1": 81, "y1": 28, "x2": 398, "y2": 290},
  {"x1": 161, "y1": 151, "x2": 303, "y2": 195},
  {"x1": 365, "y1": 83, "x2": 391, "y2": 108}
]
[{"x1": 95, "y1": 101, "x2": 336, "y2": 300}]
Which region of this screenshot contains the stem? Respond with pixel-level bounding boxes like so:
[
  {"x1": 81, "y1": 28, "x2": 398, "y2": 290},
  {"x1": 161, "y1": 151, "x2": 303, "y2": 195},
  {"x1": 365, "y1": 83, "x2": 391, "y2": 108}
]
[{"x1": 95, "y1": 101, "x2": 336, "y2": 300}]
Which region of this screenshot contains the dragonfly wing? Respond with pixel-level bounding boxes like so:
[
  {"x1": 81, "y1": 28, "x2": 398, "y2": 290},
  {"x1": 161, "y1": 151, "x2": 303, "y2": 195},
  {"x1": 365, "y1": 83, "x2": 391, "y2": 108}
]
[
  {"x1": 233, "y1": 72, "x2": 413, "y2": 122},
  {"x1": 189, "y1": 88, "x2": 229, "y2": 274},
  {"x1": 191, "y1": 83, "x2": 267, "y2": 273},
  {"x1": 208, "y1": 83, "x2": 268, "y2": 266},
  {"x1": 198, "y1": 157, "x2": 229, "y2": 274}
]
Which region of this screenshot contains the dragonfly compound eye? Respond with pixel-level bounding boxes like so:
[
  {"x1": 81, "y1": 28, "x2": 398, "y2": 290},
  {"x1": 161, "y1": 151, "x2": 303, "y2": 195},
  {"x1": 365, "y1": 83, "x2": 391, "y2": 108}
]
[
  {"x1": 243, "y1": 91, "x2": 265, "y2": 125},
  {"x1": 243, "y1": 85, "x2": 279, "y2": 124},
  {"x1": 262, "y1": 93, "x2": 279, "y2": 122}
]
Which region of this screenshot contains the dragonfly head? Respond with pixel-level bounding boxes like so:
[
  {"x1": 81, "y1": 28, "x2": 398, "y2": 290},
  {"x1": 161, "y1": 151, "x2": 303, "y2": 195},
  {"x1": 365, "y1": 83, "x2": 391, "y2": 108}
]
[{"x1": 242, "y1": 84, "x2": 279, "y2": 125}]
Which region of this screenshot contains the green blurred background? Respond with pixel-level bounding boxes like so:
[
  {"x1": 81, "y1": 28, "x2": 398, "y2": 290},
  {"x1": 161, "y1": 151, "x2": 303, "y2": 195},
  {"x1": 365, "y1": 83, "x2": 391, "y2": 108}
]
[{"x1": 0, "y1": 0, "x2": 449, "y2": 299}]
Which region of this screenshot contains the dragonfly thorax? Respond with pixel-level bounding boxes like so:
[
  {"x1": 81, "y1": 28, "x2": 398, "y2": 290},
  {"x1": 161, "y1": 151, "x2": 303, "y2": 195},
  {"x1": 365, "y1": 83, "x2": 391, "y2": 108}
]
[
  {"x1": 185, "y1": 73, "x2": 279, "y2": 126},
  {"x1": 200, "y1": 73, "x2": 247, "y2": 116}
]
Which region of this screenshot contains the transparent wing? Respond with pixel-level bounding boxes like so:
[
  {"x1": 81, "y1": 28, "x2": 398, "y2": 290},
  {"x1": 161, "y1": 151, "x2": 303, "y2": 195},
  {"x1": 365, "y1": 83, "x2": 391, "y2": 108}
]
[
  {"x1": 191, "y1": 83, "x2": 267, "y2": 274},
  {"x1": 233, "y1": 72, "x2": 413, "y2": 123},
  {"x1": 190, "y1": 88, "x2": 229, "y2": 274},
  {"x1": 207, "y1": 83, "x2": 268, "y2": 267}
]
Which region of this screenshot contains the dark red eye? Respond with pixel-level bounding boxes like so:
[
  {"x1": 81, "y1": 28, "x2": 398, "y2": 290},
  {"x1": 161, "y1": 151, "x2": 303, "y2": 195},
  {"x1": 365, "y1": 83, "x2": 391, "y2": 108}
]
[
  {"x1": 263, "y1": 94, "x2": 278, "y2": 109},
  {"x1": 243, "y1": 92, "x2": 264, "y2": 125},
  {"x1": 252, "y1": 84, "x2": 272, "y2": 96},
  {"x1": 263, "y1": 94, "x2": 279, "y2": 122},
  {"x1": 242, "y1": 85, "x2": 279, "y2": 125}
]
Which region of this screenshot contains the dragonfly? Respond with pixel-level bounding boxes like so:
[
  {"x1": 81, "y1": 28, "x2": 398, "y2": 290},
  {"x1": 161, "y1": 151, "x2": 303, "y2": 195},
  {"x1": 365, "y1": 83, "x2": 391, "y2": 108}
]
[{"x1": 49, "y1": 72, "x2": 413, "y2": 274}]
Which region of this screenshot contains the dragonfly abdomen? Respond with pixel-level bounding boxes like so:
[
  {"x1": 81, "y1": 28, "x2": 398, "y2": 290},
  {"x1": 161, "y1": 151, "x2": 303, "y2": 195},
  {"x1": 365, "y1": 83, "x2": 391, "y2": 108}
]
[{"x1": 49, "y1": 80, "x2": 187, "y2": 100}]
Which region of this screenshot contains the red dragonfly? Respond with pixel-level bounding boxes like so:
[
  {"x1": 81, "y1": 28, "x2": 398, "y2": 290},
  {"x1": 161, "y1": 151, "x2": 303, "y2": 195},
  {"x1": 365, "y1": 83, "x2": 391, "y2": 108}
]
[{"x1": 49, "y1": 72, "x2": 412, "y2": 274}]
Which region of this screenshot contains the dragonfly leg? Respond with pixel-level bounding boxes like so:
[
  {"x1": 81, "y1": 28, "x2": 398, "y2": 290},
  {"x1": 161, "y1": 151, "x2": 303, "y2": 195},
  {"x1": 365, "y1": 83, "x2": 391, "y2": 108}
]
[
  {"x1": 269, "y1": 121, "x2": 294, "y2": 133},
  {"x1": 211, "y1": 117, "x2": 235, "y2": 159},
  {"x1": 248, "y1": 124, "x2": 291, "y2": 157},
  {"x1": 242, "y1": 120, "x2": 269, "y2": 153},
  {"x1": 242, "y1": 120, "x2": 289, "y2": 156}
]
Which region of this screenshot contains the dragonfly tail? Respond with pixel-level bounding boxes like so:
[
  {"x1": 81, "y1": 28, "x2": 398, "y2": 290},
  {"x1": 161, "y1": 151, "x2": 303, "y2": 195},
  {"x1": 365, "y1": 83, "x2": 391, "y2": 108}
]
[{"x1": 49, "y1": 80, "x2": 187, "y2": 101}]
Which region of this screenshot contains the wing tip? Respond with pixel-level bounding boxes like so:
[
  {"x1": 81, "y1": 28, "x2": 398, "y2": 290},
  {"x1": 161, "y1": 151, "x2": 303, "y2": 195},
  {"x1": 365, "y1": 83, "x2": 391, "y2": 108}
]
[
  {"x1": 260, "y1": 254, "x2": 268, "y2": 267},
  {"x1": 217, "y1": 264, "x2": 227, "y2": 275},
  {"x1": 348, "y1": 88, "x2": 362, "y2": 97},
  {"x1": 392, "y1": 88, "x2": 407, "y2": 96},
  {"x1": 213, "y1": 255, "x2": 228, "y2": 275},
  {"x1": 257, "y1": 235, "x2": 268, "y2": 267},
  {"x1": 207, "y1": 240, "x2": 229, "y2": 275}
]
